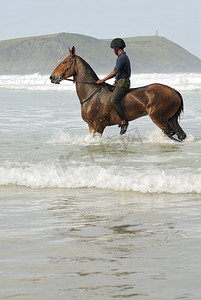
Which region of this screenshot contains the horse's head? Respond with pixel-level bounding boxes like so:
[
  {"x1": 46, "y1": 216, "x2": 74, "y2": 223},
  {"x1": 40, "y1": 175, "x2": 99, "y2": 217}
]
[{"x1": 50, "y1": 46, "x2": 76, "y2": 84}]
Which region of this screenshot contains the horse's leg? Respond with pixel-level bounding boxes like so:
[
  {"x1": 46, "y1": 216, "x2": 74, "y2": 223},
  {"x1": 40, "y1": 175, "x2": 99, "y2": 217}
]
[
  {"x1": 168, "y1": 116, "x2": 186, "y2": 141},
  {"x1": 148, "y1": 113, "x2": 175, "y2": 138},
  {"x1": 88, "y1": 124, "x2": 96, "y2": 136},
  {"x1": 88, "y1": 124, "x2": 105, "y2": 136}
]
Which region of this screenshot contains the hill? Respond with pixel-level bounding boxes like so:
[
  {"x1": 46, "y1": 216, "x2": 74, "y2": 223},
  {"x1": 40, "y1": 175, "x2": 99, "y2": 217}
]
[{"x1": 0, "y1": 32, "x2": 201, "y2": 74}]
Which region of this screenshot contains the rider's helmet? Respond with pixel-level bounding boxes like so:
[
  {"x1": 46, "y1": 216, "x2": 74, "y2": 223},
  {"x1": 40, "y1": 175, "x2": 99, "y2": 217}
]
[{"x1": 110, "y1": 38, "x2": 126, "y2": 50}]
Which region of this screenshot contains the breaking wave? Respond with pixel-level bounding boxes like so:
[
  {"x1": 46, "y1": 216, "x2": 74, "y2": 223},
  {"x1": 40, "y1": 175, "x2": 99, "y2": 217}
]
[
  {"x1": 0, "y1": 129, "x2": 199, "y2": 193},
  {"x1": 1, "y1": 73, "x2": 201, "y2": 92},
  {"x1": 0, "y1": 162, "x2": 200, "y2": 193}
]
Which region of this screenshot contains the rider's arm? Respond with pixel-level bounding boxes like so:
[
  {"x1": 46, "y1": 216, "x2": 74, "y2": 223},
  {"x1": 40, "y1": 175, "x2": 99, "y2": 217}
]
[{"x1": 96, "y1": 70, "x2": 116, "y2": 84}]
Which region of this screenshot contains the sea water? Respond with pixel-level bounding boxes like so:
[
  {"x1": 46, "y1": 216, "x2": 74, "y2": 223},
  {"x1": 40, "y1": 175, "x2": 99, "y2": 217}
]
[{"x1": 0, "y1": 73, "x2": 201, "y2": 299}]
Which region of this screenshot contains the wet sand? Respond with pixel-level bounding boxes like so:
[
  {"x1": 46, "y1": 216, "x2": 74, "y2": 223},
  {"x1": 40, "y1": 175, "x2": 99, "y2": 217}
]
[{"x1": 0, "y1": 187, "x2": 201, "y2": 299}]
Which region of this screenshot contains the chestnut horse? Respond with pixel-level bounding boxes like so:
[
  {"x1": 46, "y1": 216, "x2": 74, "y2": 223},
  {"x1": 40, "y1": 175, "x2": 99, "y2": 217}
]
[{"x1": 50, "y1": 47, "x2": 186, "y2": 141}]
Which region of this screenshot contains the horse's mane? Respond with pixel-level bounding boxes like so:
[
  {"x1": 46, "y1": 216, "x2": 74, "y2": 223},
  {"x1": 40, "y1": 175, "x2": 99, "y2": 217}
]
[{"x1": 78, "y1": 56, "x2": 99, "y2": 81}]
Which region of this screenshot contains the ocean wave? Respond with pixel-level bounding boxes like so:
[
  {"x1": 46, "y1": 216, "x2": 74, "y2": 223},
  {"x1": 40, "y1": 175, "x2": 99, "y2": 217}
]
[
  {"x1": 0, "y1": 73, "x2": 74, "y2": 91},
  {"x1": 1, "y1": 73, "x2": 201, "y2": 92},
  {"x1": 132, "y1": 73, "x2": 201, "y2": 92},
  {"x1": 0, "y1": 162, "x2": 200, "y2": 193}
]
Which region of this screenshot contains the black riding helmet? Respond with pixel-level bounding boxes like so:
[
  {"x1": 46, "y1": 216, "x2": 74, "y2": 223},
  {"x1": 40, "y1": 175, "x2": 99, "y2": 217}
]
[{"x1": 110, "y1": 38, "x2": 126, "y2": 50}]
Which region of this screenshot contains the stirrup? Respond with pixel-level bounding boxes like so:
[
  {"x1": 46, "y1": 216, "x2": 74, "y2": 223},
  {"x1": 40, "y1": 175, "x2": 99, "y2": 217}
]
[{"x1": 120, "y1": 122, "x2": 129, "y2": 135}]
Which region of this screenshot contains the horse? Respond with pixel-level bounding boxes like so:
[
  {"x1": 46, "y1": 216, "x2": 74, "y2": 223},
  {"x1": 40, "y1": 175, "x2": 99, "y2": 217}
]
[{"x1": 50, "y1": 47, "x2": 186, "y2": 141}]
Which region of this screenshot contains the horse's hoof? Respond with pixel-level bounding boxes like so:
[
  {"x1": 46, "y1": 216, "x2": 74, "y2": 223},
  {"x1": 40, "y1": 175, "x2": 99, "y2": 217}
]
[
  {"x1": 164, "y1": 131, "x2": 174, "y2": 138},
  {"x1": 120, "y1": 122, "x2": 129, "y2": 135},
  {"x1": 178, "y1": 133, "x2": 187, "y2": 141},
  {"x1": 169, "y1": 130, "x2": 176, "y2": 137}
]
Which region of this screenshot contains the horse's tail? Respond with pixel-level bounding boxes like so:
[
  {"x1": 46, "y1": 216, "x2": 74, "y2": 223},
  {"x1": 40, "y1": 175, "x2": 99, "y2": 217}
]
[
  {"x1": 168, "y1": 90, "x2": 186, "y2": 141},
  {"x1": 174, "y1": 90, "x2": 184, "y2": 120}
]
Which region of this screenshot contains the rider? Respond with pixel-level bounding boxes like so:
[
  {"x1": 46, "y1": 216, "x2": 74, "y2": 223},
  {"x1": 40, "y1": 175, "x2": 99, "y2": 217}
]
[{"x1": 96, "y1": 38, "x2": 131, "y2": 135}]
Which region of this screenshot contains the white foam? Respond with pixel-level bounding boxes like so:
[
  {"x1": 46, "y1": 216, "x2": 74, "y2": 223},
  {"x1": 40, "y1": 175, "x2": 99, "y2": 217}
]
[
  {"x1": 47, "y1": 128, "x2": 197, "y2": 147},
  {"x1": 47, "y1": 129, "x2": 143, "y2": 146},
  {"x1": 143, "y1": 129, "x2": 195, "y2": 144},
  {"x1": 47, "y1": 130, "x2": 103, "y2": 145},
  {"x1": 131, "y1": 73, "x2": 201, "y2": 92},
  {"x1": 0, "y1": 73, "x2": 74, "y2": 91},
  {"x1": 1, "y1": 73, "x2": 201, "y2": 92},
  {"x1": 0, "y1": 162, "x2": 201, "y2": 193}
]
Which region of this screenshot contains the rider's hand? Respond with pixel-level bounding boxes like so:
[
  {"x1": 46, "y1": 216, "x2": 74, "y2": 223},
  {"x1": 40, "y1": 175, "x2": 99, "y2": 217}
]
[{"x1": 96, "y1": 79, "x2": 105, "y2": 84}]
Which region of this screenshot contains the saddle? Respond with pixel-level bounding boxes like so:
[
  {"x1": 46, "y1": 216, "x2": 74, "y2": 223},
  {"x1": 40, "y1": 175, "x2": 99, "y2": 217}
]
[{"x1": 106, "y1": 83, "x2": 131, "y2": 94}]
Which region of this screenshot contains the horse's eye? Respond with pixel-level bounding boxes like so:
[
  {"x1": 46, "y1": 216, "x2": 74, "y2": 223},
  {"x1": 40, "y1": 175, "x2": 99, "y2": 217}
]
[{"x1": 62, "y1": 61, "x2": 67, "y2": 64}]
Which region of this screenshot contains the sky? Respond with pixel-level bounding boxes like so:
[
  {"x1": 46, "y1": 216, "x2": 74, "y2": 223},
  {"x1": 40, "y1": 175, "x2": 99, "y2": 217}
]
[{"x1": 1, "y1": 0, "x2": 201, "y2": 58}]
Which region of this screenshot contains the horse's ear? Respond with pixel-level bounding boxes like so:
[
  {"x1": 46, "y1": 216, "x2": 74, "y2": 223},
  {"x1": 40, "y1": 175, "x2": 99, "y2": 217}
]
[{"x1": 69, "y1": 46, "x2": 76, "y2": 57}]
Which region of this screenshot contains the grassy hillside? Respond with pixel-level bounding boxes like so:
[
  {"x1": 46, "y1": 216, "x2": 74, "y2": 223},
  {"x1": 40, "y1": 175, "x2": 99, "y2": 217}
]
[
  {"x1": 124, "y1": 36, "x2": 201, "y2": 72},
  {"x1": 0, "y1": 33, "x2": 111, "y2": 74},
  {"x1": 0, "y1": 32, "x2": 201, "y2": 74}
]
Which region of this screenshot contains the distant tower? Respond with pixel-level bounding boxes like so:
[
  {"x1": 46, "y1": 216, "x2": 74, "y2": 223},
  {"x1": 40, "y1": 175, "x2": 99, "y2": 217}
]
[{"x1": 156, "y1": 30, "x2": 158, "y2": 36}]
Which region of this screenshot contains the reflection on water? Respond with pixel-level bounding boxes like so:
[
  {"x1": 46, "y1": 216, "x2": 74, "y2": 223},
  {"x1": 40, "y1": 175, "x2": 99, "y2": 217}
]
[{"x1": 1, "y1": 187, "x2": 201, "y2": 299}]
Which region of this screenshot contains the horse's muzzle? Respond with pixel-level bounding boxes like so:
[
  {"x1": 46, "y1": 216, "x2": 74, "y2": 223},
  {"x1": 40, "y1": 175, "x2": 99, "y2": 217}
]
[{"x1": 49, "y1": 75, "x2": 62, "y2": 84}]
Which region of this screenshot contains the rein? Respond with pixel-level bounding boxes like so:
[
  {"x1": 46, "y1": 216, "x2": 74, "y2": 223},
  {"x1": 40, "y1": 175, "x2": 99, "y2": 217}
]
[
  {"x1": 62, "y1": 55, "x2": 103, "y2": 105},
  {"x1": 64, "y1": 78, "x2": 97, "y2": 84},
  {"x1": 80, "y1": 85, "x2": 103, "y2": 104}
]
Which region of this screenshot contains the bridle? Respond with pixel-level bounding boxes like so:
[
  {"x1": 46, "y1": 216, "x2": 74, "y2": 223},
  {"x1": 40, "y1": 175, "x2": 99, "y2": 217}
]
[
  {"x1": 60, "y1": 55, "x2": 77, "y2": 82},
  {"x1": 60, "y1": 55, "x2": 103, "y2": 104}
]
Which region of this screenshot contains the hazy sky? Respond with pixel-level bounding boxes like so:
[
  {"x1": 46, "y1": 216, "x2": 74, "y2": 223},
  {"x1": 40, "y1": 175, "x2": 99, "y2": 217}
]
[{"x1": 1, "y1": 0, "x2": 201, "y2": 58}]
